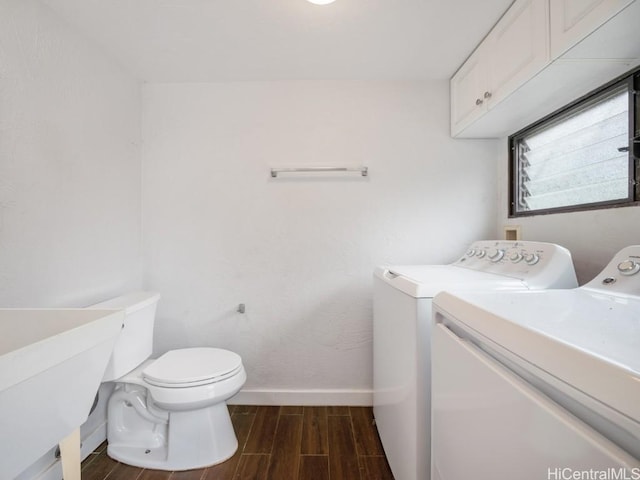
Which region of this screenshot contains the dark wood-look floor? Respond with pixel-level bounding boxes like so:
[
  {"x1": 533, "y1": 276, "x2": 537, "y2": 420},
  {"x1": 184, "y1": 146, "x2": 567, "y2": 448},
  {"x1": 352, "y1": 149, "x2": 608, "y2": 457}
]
[{"x1": 81, "y1": 405, "x2": 394, "y2": 480}]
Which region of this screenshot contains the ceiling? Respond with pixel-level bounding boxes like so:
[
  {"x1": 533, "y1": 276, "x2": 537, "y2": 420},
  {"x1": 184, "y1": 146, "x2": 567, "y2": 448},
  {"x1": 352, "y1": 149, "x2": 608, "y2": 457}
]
[{"x1": 41, "y1": 0, "x2": 513, "y2": 82}]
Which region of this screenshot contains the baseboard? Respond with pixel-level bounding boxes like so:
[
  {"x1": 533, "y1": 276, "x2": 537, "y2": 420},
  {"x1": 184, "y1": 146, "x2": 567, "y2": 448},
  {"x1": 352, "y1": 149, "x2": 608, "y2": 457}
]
[
  {"x1": 229, "y1": 388, "x2": 373, "y2": 406},
  {"x1": 33, "y1": 423, "x2": 107, "y2": 480},
  {"x1": 80, "y1": 422, "x2": 108, "y2": 460}
]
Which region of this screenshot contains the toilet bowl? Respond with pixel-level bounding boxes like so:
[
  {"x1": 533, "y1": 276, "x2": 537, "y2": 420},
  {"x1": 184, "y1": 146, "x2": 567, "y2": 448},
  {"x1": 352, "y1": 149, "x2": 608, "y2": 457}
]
[{"x1": 91, "y1": 292, "x2": 246, "y2": 471}]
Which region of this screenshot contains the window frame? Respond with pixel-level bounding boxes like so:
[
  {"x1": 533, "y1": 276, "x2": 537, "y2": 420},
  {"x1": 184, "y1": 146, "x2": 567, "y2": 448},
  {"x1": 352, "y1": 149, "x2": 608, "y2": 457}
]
[{"x1": 508, "y1": 67, "x2": 640, "y2": 218}]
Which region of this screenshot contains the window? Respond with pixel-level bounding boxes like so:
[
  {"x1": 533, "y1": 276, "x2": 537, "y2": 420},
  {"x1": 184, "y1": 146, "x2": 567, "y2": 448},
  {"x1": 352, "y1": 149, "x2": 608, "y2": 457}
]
[{"x1": 509, "y1": 69, "x2": 639, "y2": 217}]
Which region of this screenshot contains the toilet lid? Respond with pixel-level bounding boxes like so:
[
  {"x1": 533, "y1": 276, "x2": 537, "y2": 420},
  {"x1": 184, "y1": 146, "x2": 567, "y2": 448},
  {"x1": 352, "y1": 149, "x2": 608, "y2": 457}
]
[{"x1": 143, "y1": 347, "x2": 242, "y2": 387}]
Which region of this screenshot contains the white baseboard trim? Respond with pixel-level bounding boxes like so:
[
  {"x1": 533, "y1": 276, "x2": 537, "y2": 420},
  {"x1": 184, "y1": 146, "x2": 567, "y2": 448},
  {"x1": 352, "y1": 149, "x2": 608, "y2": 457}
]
[
  {"x1": 229, "y1": 388, "x2": 373, "y2": 406},
  {"x1": 80, "y1": 423, "x2": 108, "y2": 460},
  {"x1": 34, "y1": 423, "x2": 107, "y2": 480}
]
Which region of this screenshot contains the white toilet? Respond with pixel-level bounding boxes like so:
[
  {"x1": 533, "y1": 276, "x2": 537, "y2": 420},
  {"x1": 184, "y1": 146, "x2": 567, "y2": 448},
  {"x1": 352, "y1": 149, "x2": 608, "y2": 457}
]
[{"x1": 92, "y1": 292, "x2": 246, "y2": 471}]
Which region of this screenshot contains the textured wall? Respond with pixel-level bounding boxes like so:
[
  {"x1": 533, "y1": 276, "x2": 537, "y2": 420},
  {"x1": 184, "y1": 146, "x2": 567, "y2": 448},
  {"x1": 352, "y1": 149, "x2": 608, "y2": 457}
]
[
  {"x1": 142, "y1": 81, "x2": 499, "y2": 403},
  {"x1": 0, "y1": 2, "x2": 142, "y2": 477},
  {"x1": 0, "y1": 0, "x2": 142, "y2": 308}
]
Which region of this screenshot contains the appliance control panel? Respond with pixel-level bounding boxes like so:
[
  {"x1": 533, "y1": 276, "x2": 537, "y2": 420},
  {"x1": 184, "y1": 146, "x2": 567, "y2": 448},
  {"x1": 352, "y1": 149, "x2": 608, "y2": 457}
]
[
  {"x1": 583, "y1": 245, "x2": 640, "y2": 296},
  {"x1": 453, "y1": 240, "x2": 578, "y2": 289}
]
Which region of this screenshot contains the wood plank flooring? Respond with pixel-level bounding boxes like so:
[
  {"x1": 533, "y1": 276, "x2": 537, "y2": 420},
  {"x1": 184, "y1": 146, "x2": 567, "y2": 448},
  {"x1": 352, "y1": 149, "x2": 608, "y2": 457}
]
[{"x1": 81, "y1": 405, "x2": 394, "y2": 480}]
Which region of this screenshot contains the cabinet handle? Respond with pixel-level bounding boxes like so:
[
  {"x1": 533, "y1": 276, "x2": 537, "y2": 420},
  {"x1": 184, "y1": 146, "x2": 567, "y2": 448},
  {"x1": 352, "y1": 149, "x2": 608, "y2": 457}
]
[
  {"x1": 475, "y1": 98, "x2": 483, "y2": 105},
  {"x1": 484, "y1": 91, "x2": 492, "y2": 99}
]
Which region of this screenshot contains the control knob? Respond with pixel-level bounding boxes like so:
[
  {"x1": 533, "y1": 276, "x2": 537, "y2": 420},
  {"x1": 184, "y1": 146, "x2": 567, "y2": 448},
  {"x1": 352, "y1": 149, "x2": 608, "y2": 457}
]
[
  {"x1": 617, "y1": 259, "x2": 640, "y2": 276},
  {"x1": 510, "y1": 252, "x2": 523, "y2": 263},
  {"x1": 524, "y1": 253, "x2": 540, "y2": 265},
  {"x1": 476, "y1": 250, "x2": 486, "y2": 258},
  {"x1": 466, "y1": 249, "x2": 476, "y2": 257},
  {"x1": 487, "y1": 248, "x2": 505, "y2": 262}
]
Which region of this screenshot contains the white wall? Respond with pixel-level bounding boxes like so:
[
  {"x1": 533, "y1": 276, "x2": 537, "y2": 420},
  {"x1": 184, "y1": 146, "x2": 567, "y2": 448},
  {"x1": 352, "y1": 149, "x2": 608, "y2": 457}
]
[
  {"x1": 497, "y1": 144, "x2": 640, "y2": 284},
  {"x1": 0, "y1": 1, "x2": 142, "y2": 478},
  {"x1": 0, "y1": 0, "x2": 142, "y2": 309},
  {"x1": 142, "y1": 80, "x2": 500, "y2": 404}
]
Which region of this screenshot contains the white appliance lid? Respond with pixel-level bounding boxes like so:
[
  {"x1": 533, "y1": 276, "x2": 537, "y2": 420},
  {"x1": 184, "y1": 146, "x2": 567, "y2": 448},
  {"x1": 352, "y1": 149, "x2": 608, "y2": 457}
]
[
  {"x1": 143, "y1": 347, "x2": 242, "y2": 385},
  {"x1": 374, "y1": 265, "x2": 527, "y2": 298},
  {"x1": 433, "y1": 289, "x2": 640, "y2": 423}
]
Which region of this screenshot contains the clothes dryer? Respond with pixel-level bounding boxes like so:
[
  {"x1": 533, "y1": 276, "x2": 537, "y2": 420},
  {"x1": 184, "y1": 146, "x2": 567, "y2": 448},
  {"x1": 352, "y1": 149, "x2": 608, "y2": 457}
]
[
  {"x1": 373, "y1": 240, "x2": 578, "y2": 480},
  {"x1": 431, "y1": 245, "x2": 640, "y2": 480}
]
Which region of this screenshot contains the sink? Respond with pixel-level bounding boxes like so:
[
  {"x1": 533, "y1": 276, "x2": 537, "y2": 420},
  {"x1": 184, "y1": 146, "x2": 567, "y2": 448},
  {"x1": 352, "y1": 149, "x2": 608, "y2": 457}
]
[{"x1": 0, "y1": 308, "x2": 124, "y2": 479}]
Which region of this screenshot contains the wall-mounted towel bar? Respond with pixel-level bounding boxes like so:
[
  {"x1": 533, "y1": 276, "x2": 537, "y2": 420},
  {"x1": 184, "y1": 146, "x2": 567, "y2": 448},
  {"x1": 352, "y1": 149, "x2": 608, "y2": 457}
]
[{"x1": 270, "y1": 166, "x2": 368, "y2": 178}]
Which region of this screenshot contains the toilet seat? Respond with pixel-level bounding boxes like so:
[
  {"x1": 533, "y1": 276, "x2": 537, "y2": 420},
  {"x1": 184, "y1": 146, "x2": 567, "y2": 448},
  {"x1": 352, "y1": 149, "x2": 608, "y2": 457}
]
[{"x1": 143, "y1": 348, "x2": 243, "y2": 388}]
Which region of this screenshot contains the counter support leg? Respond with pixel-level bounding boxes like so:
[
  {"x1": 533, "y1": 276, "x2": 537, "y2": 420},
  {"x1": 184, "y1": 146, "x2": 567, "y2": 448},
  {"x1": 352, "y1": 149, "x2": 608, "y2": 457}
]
[{"x1": 59, "y1": 428, "x2": 81, "y2": 480}]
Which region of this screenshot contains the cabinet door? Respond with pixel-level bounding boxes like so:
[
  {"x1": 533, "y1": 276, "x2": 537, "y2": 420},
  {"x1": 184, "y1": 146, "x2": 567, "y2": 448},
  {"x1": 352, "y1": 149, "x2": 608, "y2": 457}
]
[
  {"x1": 450, "y1": 46, "x2": 488, "y2": 136},
  {"x1": 485, "y1": 0, "x2": 549, "y2": 108},
  {"x1": 550, "y1": 0, "x2": 634, "y2": 58}
]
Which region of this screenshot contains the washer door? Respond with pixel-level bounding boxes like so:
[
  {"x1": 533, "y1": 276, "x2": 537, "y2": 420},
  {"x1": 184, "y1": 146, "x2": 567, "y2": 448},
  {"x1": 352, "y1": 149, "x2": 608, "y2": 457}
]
[{"x1": 431, "y1": 323, "x2": 638, "y2": 480}]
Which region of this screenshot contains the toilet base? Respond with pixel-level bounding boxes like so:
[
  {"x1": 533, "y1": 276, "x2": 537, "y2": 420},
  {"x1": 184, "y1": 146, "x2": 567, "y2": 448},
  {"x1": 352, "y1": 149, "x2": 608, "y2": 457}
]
[{"x1": 108, "y1": 401, "x2": 238, "y2": 471}]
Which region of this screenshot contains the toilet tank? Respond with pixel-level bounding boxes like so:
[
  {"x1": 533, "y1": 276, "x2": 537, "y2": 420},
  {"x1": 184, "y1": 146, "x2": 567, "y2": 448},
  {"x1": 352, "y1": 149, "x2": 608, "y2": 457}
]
[{"x1": 89, "y1": 292, "x2": 160, "y2": 382}]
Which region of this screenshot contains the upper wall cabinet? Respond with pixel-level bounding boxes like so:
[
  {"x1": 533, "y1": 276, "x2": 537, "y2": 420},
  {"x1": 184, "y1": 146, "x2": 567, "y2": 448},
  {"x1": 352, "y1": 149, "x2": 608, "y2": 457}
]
[
  {"x1": 550, "y1": 0, "x2": 634, "y2": 58},
  {"x1": 451, "y1": 0, "x2": 640, "y2": 138},
  {"x1": 451, "y1": 0, "x2": 549, "y2": 135}
]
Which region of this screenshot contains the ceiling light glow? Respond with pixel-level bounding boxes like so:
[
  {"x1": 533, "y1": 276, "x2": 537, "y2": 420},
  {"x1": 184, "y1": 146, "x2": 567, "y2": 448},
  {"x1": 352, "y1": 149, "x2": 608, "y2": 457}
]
[{"x1": 307, "y1": 0, "x2": 336, "y2": 5}]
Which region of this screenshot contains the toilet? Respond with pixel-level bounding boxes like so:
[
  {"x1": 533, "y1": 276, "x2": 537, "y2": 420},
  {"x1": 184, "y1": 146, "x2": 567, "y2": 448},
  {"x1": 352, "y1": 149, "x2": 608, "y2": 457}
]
[{"x1": 91, "y1": 292, "x2": 246, "y2": 471}]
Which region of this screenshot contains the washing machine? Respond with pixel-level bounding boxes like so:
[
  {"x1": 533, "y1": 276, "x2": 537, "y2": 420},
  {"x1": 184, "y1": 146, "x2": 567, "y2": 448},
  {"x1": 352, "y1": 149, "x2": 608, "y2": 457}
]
[
  {"x1": 431, "y1": 245, "x2": 640, "y2": 480},
  {"x1": 373, "y1": 240, "x2": 578, "y2": 480}
]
